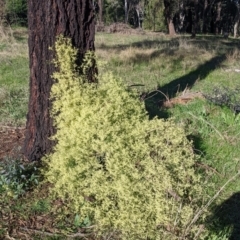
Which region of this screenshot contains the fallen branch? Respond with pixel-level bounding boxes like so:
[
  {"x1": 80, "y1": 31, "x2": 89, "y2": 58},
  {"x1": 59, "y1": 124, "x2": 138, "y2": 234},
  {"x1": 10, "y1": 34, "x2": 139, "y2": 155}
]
[
  {"x1": 19, "y1": 227, "x2": 92, "y2": 239},
  {"x1": 0, "y1": 125, "x2": 25, "y2": 130},
  {"x1": 184, "y1": 170, "x2": 240, "y2": 237}
]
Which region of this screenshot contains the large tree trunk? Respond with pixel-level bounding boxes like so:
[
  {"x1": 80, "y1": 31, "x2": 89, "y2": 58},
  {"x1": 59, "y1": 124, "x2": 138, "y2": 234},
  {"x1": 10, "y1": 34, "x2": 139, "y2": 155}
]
[
  {"x1": 24, "y1": 0, "x2": 96, "y2": 161},
  {"x1": 0, "y1": 0, "x2": 5, "y2": 21},
  {"x1": 167, "y1": 18, "x2": 176, "y2": 35},
  {"x1": 191, "y1": 0, "x2": 198, "y2": 38},
  {"x1": 125, "y1": 0, "x2": 128, "y2": 23},
  {"x1": 98, "y1": 0, "x2": 103, "y2": 24}
]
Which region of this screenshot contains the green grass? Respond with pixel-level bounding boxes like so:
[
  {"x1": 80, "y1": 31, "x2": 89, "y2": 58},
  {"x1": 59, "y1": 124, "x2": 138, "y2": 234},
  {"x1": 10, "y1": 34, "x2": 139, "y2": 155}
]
[
  {"x1": 31, "y1": 199, "x2": 51, "y2": 214},
  {"x1": 1, "y1": 28, "x2": 240, "y2": 239},
  {"x1": 165, "y1": 99, "x2": 240, "y2": 239}
]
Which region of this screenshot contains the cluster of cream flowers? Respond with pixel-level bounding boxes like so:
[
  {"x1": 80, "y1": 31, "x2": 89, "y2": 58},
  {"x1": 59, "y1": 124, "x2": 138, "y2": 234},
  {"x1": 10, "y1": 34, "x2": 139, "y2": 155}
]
[{"x1": 43, "y1": 36, "x2": 204, "y2": 240}]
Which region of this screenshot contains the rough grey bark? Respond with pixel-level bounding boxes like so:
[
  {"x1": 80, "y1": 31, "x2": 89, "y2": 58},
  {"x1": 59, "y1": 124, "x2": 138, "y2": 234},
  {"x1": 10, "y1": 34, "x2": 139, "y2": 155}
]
[
  {"x1": 233, "y1": 3, "x2": 240, "y2": 38},
  {"x1": 24, "y1": 0, "x2": 96, "y2": 161},
  {"x1": 125, "y1": 0, "x2": 128, "y2": 23},
  {"x1": 191, "y1": 0, "x2": 199, "y2": 38},
  {"x1": 164, "y1": 0, "x2": 176, "y2": 36},
  {"x1": 0, "y1": 0, "x2": 5, "y2": 21}
]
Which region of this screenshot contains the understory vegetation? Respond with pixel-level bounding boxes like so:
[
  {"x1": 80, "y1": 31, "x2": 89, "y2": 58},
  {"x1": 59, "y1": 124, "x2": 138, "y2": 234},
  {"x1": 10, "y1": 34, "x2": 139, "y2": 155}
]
[{"x1": 1, "y1": 26, "x2": 240, "y2": 239}]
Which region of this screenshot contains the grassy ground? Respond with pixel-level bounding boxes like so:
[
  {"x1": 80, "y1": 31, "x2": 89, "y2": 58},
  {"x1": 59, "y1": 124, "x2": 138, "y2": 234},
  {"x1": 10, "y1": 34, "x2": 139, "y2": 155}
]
[
  {"x1": 1, "y1": 27, "x2": 240, "y2": 239},
  {"x1": 0, "y1": 26, "x2": 28, "y2": 126}
]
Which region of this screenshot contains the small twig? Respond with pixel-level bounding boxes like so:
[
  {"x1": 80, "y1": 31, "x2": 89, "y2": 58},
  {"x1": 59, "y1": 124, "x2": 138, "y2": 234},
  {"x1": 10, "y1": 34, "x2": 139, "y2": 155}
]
[
  {"x1": 20, "y1": 228, "x2": 60, "y2": 237},
  {"x1": 128, "y1": 84, "x2": 145, "y2": 88},
  {"x1": 167, "y1": 189, "x2": 181, "y2": 201},
  {"x1": 195, "y1": 162, "x2": 223, "y2": 177},
  {"x1": 66, "y1": 231, "x2": 92, "y2": 238},
  {"x1": 19, "y1": 227, "x2": 92, "y2": 239},
  {"x1": 143, "y1": 91, "x2": 158, "y2": 101},
  {"x1": 187, "y1": 112, "x2": 226, "y2": 140},
  {"x1": 144, "y1": 89, "x2": 170, "y2": 102},
  {"x1": 184, "y1": 170, "x2": 240, "y2": 236}
]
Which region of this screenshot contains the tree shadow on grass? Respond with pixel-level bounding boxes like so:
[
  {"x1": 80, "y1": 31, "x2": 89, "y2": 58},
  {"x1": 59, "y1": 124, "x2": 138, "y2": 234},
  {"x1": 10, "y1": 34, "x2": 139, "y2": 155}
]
[
  {"x1": 206, "y1": 192, "x2": 240, "y2": 239},
  {"x1": 144, "y1": 54, "x2": 226, "y2": 119}
]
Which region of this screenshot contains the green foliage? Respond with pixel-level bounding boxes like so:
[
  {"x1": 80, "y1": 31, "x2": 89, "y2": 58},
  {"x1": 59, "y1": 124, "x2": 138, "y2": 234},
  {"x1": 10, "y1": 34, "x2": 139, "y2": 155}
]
[
  {"x1": 204, "y1": 86, "x2": 240, "y2": 113},
  {"x1": 43, "y1": 36, "x2": 206, "y2": 239},
  {"x1": 144, "y1": 0, "x2": 166, "y2": 31},
  {"x1": 73, "y1": 214, "x2": 91, "y2": 228},
  {"x1": 0, "y1": 86, "x2": 28, "y2": 125},
  {"x1": 5, "y1": 0, "x2": 27, "y2": 26},
  {"x1": 0, "y1": 158, "x2": 40, "y2": 198},
  {"x1": 201, "y1": 226, "x2": 232, "y2": 240}
]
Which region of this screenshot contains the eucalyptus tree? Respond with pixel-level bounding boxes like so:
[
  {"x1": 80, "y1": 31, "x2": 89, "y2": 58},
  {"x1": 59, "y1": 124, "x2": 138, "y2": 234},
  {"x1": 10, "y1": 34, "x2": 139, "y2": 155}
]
[
  {"x1": 144, "y1": 0, "x2": 162, "y2": 31},
  {"x1": 104, "y1": 0, "x2": 123, "y2": 22},
  {"x1": 0, "y1": 0, "x2": 5, "y2": 21},
  {"x1": 24, "y1": 0, "x2": 97, "y2": 161},
  {"x1": 224, "y1": 0, "x2": 240, "y2": 37},
  {"x1": 233, "y1": 1, "x2": 240, "y2": 37},
  {"x1": 125, "y1": 0, "x2": 128, "y2": 22},
  {"x1": 164, "y1": 0, "x2": 178, "y2": 35},
  {"x1": 5, "y1": 0, "x2": 27, "y2": 25}
]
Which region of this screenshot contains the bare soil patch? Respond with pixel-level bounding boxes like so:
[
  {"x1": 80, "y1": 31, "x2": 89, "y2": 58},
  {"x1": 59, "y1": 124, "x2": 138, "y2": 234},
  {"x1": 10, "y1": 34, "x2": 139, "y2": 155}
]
[
  {"x1": 0, "y1": 126, "x2": 25, "y2": 161},
  {"x1": 96, "y1": 22, "x2": 146, "y2": 35}
]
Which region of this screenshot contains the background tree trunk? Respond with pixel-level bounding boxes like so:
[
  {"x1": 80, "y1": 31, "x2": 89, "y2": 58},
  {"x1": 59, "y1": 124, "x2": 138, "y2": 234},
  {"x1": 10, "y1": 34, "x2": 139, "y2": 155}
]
[
  {"x1": 24, "y1": 0, "x2": 96, "y2": 161},
  {"x1": 233, "y1": 4, "x2": 240, "y2": 38},
  {"x1": 0, "y1": 0, "x2": 5, "y2": 21},
  {"x1": 98, "y1": 0, "x2": 103, "y2": 24},
  {"x1": 202, "y1": 0, "x2": 208, "y2": 33},
  {"x1": 125, "y1": 0, "x2": 128, "y2": 23}
]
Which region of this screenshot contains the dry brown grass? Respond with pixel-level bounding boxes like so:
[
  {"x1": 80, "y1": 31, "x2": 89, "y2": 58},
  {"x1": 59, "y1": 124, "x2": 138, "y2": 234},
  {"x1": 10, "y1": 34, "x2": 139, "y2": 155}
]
[
  {"x1": 226, "y1": 48, "x2": 240, "y2": 65},
  {"x1": 0, "y1": 24, "x2": 28, "y2": 60}
]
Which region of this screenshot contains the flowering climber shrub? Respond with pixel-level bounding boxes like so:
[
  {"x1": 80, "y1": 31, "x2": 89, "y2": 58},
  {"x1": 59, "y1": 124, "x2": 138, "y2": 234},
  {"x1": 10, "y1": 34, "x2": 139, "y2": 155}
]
[{"x1": 43, "y1": 36, "x2": 204, "y2": 239}]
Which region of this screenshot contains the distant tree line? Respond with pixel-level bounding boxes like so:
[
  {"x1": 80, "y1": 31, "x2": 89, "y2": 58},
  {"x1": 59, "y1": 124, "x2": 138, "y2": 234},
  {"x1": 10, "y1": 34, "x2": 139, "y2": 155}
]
[{"x1": 0, "y1": 0, "x2": 239, "y2": 37}]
